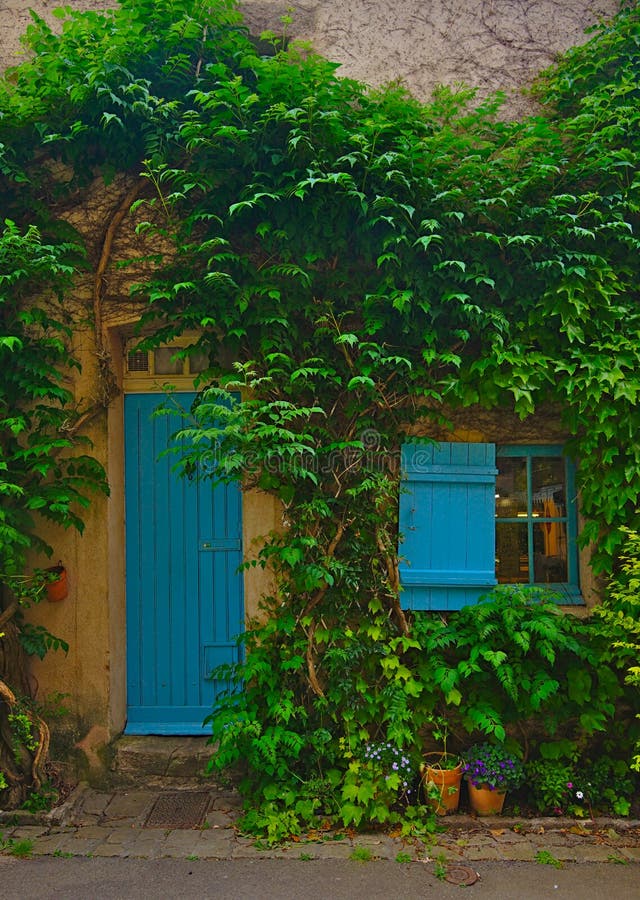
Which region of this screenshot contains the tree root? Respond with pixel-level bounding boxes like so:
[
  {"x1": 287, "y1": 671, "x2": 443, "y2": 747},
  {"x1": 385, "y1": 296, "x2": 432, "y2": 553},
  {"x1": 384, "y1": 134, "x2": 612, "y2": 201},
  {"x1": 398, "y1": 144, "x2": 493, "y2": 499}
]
[{"x1": 1, "y1": 619, "x2": 51, "y2": 806}]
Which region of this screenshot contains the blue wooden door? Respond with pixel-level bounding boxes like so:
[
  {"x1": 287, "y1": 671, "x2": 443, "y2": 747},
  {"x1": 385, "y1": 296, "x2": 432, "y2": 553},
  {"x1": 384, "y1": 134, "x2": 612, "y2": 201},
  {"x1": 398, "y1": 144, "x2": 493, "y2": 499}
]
[{"x1": 124, "y1": 393, "x2": 243, "y2": 734}]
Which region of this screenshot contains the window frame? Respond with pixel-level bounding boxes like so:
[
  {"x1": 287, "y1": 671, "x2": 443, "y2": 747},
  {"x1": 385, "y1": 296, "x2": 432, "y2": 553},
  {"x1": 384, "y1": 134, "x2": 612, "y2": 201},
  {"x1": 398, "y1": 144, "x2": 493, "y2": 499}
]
[
  {"x1": 398, "y1": 440, "x2": 583, "y2": 611},
  {"x1": 495, "y1": 444, "x2": 581, "y2": 603}
]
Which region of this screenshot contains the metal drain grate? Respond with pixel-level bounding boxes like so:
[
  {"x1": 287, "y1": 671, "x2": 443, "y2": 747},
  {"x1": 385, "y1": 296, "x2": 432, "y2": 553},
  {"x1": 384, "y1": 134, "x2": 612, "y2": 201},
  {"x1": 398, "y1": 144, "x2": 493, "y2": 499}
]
[{"x1": 144, "y1": 791, "x2": 211, "y2": 829}]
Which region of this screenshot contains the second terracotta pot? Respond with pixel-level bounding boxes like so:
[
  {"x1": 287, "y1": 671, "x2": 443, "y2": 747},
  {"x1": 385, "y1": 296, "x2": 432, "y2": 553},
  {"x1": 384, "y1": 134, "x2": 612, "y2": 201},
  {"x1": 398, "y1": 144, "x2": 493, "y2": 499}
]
[{"x1": 468, "y1": 781, "x2": 507, "y2": 816}]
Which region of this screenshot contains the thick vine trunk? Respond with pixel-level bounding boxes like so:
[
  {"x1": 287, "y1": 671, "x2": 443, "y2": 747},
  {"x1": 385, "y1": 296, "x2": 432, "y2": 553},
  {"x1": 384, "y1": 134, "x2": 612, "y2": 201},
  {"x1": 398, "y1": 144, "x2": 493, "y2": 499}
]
[{"x1": 0, "y1": 612, "x2": 49, "y2": 809}]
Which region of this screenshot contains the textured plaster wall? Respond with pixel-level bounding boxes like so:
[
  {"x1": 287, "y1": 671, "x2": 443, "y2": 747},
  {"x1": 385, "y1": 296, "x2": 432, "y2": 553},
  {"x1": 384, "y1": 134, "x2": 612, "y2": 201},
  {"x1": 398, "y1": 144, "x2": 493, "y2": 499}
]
[
  {"x1": 0, "y1": 1, "x2": 619, "y2": 109},
  {"x1": 1, "y1": 1, "x2": 614, "y2": 751},
  {"x1": 27, "y1": 282, "x2": 114, "y2": 748},
  {"x1": 244, "y1": 0, "x2": 619, "y2": 114}
]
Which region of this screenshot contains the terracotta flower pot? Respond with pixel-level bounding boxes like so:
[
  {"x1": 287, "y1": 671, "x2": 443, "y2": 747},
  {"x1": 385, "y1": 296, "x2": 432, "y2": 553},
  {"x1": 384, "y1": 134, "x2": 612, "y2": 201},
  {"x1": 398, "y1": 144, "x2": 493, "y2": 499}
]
[
  {"x1": 468, "y1": 782, "x2": 506, "y2": 816},
  {"x1": 421, "y1": 753, "x2": 463, "y2": 815},
  {"x1": 45, "y1": 564, "x2": 68, "y2": 603}
]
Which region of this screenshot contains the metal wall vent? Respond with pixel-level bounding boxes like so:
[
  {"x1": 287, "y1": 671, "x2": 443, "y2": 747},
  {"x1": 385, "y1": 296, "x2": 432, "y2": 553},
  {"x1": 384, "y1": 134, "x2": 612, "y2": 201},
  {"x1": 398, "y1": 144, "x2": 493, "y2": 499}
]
[{"x1": 127, "y1": 350, "x2": 150, "y2": 373}]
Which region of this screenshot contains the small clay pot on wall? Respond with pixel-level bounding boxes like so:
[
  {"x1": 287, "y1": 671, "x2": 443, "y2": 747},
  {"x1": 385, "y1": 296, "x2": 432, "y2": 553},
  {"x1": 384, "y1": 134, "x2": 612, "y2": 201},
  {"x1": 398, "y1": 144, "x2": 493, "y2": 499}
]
[{"x1": 45, "y1": 563, "x2": 68, "y2": 602}]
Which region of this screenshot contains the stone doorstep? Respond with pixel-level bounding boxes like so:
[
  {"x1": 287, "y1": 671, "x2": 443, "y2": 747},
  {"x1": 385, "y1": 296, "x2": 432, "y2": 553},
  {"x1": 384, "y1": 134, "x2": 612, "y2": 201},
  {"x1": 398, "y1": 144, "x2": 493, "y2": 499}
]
[{"x1": 111, "y1": 736, "x2": 213, "y2": 784}]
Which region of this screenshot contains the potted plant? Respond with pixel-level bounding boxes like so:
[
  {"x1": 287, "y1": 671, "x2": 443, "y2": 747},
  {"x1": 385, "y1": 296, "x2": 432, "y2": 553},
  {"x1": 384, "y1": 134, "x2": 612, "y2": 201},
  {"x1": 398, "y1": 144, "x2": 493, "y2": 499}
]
[
  {"x1": 44, "y1": 562, "x2": 68, "y2": 602},
  {"x1": 420, "y1": 716, "x2": 464, "y2": 815},
  {"x1": 463, "y1": 742, "x2": 525, "y2": 815}
]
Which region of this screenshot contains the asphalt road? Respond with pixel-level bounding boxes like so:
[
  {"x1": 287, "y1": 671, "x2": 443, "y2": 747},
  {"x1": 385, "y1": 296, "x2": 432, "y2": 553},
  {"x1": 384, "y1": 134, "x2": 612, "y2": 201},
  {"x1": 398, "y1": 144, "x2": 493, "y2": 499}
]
[{"x1": 0, "y1": 857, "x2": 638, "y2": 899}]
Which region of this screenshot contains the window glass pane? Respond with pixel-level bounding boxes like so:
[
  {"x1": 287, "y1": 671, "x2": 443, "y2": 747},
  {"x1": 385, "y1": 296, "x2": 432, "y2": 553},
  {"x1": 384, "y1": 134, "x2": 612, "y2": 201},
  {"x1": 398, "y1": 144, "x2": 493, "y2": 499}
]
[
  {"x1": 494, "y1": 446, "x2": 578, "y2": 595},
  {"x1": 127, "y1": 350, "x2": 149, "y2": 373},
  {"x1": 154, "y1": 347, "x2": 184, "y2": 375},
  {"x1": 533, "y1": 522, "x2": 568, "y2": 582},
  {"x1": 188, "y1": 350, "x2": 210, "y2": 373},
  {"x1": 532, "y1": 457, "x2": 566, "y2": 518},
  {"x1": 496, "y1": 522, "x2": 529, "y2": 583},
  {"x1": 495, "y1": 457, "x2": 527, "y2": 518}
]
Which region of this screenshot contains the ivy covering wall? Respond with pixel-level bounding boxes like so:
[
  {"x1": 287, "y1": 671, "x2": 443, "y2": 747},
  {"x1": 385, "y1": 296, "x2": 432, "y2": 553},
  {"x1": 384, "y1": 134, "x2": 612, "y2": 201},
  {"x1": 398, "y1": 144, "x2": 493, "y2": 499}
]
[{"x1": 0, "y1": 0, "x2": 638, "y2": 822}]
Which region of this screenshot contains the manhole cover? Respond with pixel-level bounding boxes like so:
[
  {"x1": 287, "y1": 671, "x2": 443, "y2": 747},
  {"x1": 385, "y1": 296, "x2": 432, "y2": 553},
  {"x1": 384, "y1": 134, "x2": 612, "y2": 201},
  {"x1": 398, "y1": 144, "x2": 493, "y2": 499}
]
[
  {"x1": 144, "y1": 791, "x2": 211, "y2": 829},
  {"x1": 444, "y1": 864, "x2": 479, "y2": 886}
]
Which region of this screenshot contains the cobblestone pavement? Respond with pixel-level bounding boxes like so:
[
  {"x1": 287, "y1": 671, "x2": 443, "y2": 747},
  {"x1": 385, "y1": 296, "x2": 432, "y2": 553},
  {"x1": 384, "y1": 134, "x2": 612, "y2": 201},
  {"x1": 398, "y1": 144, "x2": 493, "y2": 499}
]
[{"x1": 1, "y1": 784, "x2": 639, "y2": 866}]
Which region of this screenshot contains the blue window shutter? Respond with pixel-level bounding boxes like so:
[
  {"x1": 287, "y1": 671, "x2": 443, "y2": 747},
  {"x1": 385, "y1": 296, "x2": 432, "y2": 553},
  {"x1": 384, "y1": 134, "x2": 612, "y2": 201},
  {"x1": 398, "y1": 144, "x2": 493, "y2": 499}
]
[{"x1": 399, "y1": 442, "x2": 498, "y2": 611}]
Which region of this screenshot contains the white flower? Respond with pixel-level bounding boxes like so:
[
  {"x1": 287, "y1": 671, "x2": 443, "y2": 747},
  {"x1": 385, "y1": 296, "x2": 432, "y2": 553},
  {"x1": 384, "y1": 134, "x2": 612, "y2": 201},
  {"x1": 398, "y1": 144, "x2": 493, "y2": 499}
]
[{"x1": 576, "y1": 790, "x2": 584, "y2": 800}]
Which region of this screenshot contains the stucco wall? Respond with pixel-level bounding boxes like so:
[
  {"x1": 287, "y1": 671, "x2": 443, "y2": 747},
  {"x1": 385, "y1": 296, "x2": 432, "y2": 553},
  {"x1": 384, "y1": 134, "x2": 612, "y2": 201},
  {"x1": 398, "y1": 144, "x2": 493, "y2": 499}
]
[
  {"x1": 244, "y1": 0, "x2": 619, "y2": 115},
  {"x1": 1, "y1": 1, "x2": 619, "y2": 110},
  {"x1": 1, "y1": 1, "x2": 615, "y2": 762}
]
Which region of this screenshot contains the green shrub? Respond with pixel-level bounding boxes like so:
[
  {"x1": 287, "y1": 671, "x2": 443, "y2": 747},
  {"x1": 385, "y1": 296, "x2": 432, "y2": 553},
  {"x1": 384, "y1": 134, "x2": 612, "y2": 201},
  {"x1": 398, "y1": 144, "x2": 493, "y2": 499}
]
[
  {"x1": 209, "y1": 586, "x2": 629, "y2": 838},
  {"x1": 596, "y1": 527, "x2": 640, "y2": 770},
  {"x1": 526, "y1": 759, "x2": 576, "y2": 814},
  {"x1": 578, "y1": 756, "x2": 635, "y2": 817},
  {"x1": 413, "y1": 587, "x2": 619, "y2": 746},
  {"x1": 525, "y1": 738, "x2": 637, "y2": 816}
]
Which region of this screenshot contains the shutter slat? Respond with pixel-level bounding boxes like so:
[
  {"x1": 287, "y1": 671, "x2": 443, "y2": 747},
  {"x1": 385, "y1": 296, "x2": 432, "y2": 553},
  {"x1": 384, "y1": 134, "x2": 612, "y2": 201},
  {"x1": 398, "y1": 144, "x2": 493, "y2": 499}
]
[
  {"x1": 401, "y1": 570, "x2": 496, "y2": 586},
  {"x1": 404, "y1": 470, "x2": 496, "y2": 482}
]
